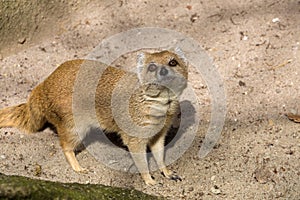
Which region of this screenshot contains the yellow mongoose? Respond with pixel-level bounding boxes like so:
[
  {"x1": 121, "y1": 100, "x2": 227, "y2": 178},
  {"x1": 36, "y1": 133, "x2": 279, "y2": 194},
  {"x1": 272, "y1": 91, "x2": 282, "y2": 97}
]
[{"x1": 0, "y1": 49, "x2": 188, "y2": 185}]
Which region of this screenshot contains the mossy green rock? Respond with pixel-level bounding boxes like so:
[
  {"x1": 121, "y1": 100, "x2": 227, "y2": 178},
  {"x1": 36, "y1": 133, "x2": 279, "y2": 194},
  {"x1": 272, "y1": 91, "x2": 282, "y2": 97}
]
[{"x1": 0, "y1": 173, "x2": 162, "y2": 200}]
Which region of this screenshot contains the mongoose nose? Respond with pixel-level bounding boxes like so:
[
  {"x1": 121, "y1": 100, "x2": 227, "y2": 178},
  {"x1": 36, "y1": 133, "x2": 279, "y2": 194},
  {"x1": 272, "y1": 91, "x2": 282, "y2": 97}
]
[{"x1": 160, "y1": 67, "x2": 168, "y2": 76}]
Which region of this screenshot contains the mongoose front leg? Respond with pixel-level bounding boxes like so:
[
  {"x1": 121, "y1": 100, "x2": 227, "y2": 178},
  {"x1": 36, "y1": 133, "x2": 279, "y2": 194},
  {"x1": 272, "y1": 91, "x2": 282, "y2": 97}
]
[
  {"x1": 126, "y1": 141, "x2": 156, "y2": 185},
  {"x1": 149, "y1": 134, "x2": 182, "y2": 182}
]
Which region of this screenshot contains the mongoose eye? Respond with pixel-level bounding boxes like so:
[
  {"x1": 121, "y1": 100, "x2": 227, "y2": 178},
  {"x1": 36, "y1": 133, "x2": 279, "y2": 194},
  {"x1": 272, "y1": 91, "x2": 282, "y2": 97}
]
[
  {"x1": 148, "y1": 63, "x2": 157, "y2": 72},
  {"x1": 168, "y1": 59, "x2": 178, "y2": 66}
]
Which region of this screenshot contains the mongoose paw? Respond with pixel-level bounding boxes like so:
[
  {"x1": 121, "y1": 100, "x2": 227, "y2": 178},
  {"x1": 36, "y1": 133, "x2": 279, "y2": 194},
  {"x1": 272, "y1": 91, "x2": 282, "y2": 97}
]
[
  {"x1": 78, "y1": 168, "x2": 89, "y2": 174},
  {"x1": 144, "y1": 178, "x2": 157, "y2": 186},
  {"x1": 170, "y1": 174, "x2": 182, "y2": 182},
  {"x1": 162, "y1": 170, "x2": 182, "y2": 182},
  {"x1": 74, "y1": 166, "x2": 89, "y2": 174}
]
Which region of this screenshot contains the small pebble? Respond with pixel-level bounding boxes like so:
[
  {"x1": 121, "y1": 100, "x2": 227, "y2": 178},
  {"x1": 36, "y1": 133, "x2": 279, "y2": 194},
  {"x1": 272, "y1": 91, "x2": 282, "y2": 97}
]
[
  {"x1": 268, "y1": 119, "x2": 274, "y2": 126},
  {"x1": 242, "y1": 35, "x2": 248, "y2": 40},
  {"x1": 0, "y1": 155, "x2": 6, "y2": 159},
  {"x1": 18, "y1": 37, "x2": 26, "y2": 44},
  {"x1": 34, "y1": 164, "x2": 42, "y2": 177},
  {"x1": 211, "y1": 185, "x2": 221, "y2": 194},
  {"x1": 190, "y1": 13, "x2": 198, "y2": 23},
  {"x1": 211, "y1": 175, "x2": 216, "y2": 181},
  {"x1": 272, "y1": 18, "x2": 280, "y2": 23},
  {"x1": 239, "y1": 80, "x2": 246, "y2": 86}
]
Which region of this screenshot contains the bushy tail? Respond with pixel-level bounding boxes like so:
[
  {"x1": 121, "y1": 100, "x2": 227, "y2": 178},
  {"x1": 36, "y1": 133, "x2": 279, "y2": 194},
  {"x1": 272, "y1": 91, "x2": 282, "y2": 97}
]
[{"x1": 0, "y1": 103, "x2": 46, "y2": 133}]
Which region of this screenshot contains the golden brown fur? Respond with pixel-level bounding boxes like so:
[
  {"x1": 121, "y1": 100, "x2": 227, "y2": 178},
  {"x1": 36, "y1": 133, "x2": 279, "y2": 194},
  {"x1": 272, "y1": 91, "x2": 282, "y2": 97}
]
[{"x1": 0, "y1": 50, "x2": 188, "y2": 185}]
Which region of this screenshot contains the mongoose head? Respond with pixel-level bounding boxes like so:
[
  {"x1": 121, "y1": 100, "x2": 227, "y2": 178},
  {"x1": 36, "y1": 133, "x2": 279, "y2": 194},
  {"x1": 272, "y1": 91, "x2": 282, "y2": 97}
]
[{"x1": 137, "y1": 48, "x2": 188, "y2": 96}]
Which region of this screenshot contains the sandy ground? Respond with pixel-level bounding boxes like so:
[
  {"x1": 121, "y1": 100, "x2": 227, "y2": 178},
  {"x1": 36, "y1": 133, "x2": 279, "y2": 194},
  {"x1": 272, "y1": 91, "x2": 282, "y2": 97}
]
[{"x1": 0, "y1": 0, "x2": 299, "y2": 199}]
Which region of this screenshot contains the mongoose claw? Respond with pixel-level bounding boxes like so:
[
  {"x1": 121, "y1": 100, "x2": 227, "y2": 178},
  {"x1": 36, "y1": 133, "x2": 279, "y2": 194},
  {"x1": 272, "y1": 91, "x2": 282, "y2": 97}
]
[
  {"x1": 162, "y1": 169, "x2": 182, "y2": 181},
  {"x1": 170, "y1": 174, "x2": 182, "y2": 182}
]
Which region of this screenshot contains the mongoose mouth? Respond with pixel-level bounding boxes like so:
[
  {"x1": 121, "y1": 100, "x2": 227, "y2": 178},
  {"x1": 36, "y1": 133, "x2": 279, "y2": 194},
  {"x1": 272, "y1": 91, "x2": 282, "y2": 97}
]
[
  {"x1": 159, "y1": 76, "x2": 187, "y2": 89},
  {"x1": 146, "y1": 82, "x2": 166, "y2": 91},
  {"x1": 146, "y1": 77, "x2": 187, "y2": 98},
  {"x1": 155, "y1": 76, "x2": 180, "y2": 85}
]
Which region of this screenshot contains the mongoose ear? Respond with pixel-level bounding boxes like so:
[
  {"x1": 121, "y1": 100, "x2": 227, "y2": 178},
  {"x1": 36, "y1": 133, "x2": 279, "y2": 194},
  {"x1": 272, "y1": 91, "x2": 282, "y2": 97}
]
[
  {"x1": 137, "y1": 52, "x2": 145, "y2": 83},
  {"x1": 173, "y1": 47, "x2": 188, "y2": 65}
]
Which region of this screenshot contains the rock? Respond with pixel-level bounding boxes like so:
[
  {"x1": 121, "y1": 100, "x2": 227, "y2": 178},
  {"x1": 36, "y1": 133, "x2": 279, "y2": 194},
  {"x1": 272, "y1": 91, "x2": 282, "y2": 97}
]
[
  {"x1": 238, "y1": 80, "x2": 246, "y2": 86},
  {"x1": 33, "y1": 163, "x2": 42, "y2": 177},
  {"x1": 188, "y1": 187, "x2": 194, "y2": 192},
  {"x1": 211, "y1": 185, "x2": 221, "y2": 195},
  {"x1": 0, "y1": 173, "x2": 162, "y2": 200},
  {"x1": 17, "y1": 37, "x2": 26, "y2": 44},
  {"x1": 254, "y1": 165, "x2": 275, "y2": 184},
  {"x1": 210, "y1": 175, "x2": 216, "y2": 181},
  {"x1": 272, "y1": 18, "x2": 280, "y2": 23},
  {"x1": 190, "y1": 13, "x2": 198, "y2": 23}
]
